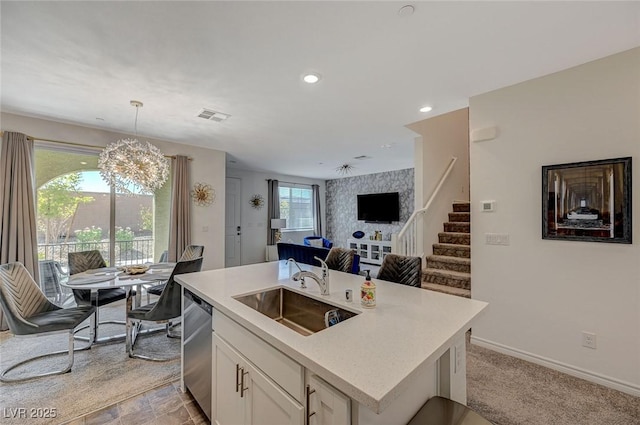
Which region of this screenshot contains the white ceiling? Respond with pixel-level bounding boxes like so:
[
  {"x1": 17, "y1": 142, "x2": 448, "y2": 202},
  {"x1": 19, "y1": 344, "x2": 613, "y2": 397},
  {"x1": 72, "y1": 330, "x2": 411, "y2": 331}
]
[{"x1": 2, "y1": 1, "x2": 639, "y2": 180}]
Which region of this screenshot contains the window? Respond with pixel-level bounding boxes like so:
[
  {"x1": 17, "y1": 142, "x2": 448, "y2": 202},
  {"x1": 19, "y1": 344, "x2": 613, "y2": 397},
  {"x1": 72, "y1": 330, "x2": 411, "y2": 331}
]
[
  {"x1": 279, "y1": 184, "x2": 313, "y2": 230},
  {"x1": 35, "y1": 143, "x2": 170, "y2": 269}
]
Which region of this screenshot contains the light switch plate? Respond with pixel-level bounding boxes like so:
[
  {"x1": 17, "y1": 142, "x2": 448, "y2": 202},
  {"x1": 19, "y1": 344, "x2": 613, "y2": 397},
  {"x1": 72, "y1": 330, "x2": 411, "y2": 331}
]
[
  {"x1": 485, "y1": 233, "x2": 510, "y2": 245},
  {"x1": 481, "y1": 200, "x2": 495, "y2": 212}
]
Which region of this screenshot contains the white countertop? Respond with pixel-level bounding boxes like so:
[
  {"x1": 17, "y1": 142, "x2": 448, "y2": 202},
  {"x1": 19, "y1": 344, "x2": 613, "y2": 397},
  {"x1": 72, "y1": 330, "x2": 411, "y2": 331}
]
[{"x1": 177, "y1": 261, "x2": 487, "y2": 413}]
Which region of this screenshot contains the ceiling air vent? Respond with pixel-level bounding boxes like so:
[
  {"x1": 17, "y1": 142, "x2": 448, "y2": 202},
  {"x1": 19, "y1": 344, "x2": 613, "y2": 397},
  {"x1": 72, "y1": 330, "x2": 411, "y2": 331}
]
[
  {"x1": 197, "y1": 108, "x2": 230, "y2": 122},
  {"x1": 354, "y1": 155, "x2": 372, "y2": 160}
]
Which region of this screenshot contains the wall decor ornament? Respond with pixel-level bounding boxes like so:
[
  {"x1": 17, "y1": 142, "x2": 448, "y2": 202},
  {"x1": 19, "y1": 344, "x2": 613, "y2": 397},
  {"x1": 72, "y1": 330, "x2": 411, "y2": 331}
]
[
  {"x1": 249, "y1": 194, "x2": 265, "y2": 209},
  {"x1": 542, "y1": 157, "x2": 632, "y2": 244},
  {"x1": 191, "y1": 182, "x2": 215, "y2": 206}
]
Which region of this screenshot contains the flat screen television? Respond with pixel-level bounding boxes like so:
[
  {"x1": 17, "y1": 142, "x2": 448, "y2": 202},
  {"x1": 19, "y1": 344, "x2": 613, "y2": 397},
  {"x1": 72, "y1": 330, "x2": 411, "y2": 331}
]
[{"x1": 357, "y1": 192, "x2": 400, "y2": 223}]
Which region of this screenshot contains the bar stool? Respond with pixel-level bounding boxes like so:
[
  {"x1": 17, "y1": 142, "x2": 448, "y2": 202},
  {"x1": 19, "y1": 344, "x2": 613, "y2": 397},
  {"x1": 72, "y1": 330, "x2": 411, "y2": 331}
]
[{"x1": 407, "y1": 396, "x2": 493, "y2": 425}]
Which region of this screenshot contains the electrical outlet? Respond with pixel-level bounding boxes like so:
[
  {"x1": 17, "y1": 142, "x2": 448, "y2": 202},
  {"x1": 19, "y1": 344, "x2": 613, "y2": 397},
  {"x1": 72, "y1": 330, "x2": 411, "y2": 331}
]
[{"x1": 582, "y1": 331, "x2": 597, "y2": 349}]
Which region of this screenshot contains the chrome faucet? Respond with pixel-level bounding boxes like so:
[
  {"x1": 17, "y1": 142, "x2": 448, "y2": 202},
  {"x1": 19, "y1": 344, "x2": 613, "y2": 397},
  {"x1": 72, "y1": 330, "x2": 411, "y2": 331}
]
[
  {"x1": 287, "y1": 258, "x2": 307, "y2": 288},
  {"x1": 288, "y1": 256, "x2": 330, "y2": 296}
]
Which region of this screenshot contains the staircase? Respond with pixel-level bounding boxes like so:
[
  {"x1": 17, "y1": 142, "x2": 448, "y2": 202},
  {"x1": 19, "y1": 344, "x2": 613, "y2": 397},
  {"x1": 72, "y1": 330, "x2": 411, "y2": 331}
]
[{"x1": 422, "y1": 202, "x2": 471, "y2": 298}]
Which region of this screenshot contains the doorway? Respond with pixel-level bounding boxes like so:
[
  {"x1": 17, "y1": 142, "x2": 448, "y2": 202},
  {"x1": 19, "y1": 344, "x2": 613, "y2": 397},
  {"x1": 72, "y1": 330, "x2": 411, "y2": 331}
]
[{"x1": 225, "y1": 177, "x2": 242, "y2": 267}]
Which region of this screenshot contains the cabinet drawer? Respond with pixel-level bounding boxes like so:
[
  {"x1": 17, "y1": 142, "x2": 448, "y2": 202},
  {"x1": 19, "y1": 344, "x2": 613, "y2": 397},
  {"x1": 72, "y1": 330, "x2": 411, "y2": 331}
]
[{"x1": 214, "y1": 309, "x2": 304, "y2": 402}]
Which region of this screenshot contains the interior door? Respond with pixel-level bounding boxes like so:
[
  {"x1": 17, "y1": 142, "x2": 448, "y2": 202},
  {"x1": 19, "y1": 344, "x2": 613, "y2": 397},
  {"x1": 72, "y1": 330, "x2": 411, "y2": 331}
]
[{"x1": 225, "y1": 177, "x2": 242, "y2": 267}]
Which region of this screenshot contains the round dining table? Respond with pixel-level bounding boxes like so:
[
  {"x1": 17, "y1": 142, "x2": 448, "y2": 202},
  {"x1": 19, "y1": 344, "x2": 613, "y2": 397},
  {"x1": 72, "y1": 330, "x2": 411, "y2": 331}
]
[{"x1": 62, "y1": 263, "x2": 175, "y2": 344}]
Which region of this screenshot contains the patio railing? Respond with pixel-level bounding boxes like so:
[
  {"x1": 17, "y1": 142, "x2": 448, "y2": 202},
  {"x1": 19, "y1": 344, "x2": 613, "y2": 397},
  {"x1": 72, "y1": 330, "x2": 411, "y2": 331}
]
[{"x1": 38, "y1": 238, "x2": 155, "y2": 269}]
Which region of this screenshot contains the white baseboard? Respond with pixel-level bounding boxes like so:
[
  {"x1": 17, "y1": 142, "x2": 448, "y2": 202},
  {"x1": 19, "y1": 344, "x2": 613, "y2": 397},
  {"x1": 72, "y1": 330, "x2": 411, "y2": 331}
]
[{"x1": 470, "y1": 336, "x2": 640, "y2": 398}]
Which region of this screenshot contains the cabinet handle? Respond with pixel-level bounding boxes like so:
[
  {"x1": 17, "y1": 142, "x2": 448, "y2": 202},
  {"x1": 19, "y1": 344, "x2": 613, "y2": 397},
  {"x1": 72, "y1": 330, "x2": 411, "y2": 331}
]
[
  {"x1": 305, "y1": 385, "x2": 316, "y2": 425},
  {"x1": 235, "y1": 364, "x2": 241, "y2": 393},
  {"x1": 240, "y1": 370, "x2": 249, "y2": 398}
]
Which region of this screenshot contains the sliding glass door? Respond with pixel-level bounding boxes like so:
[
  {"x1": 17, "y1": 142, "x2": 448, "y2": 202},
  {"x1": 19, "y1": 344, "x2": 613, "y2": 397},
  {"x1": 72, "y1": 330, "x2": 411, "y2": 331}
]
[{"x1": 34, "y1": 142, "x2": 170, "y2": 270}]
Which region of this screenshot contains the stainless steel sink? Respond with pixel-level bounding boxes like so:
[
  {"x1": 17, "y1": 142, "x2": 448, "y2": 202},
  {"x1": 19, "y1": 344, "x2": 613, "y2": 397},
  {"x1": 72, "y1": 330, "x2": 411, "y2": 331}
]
[{"x1": 233, "y1": 287, "x2": 358, "y2": 336}]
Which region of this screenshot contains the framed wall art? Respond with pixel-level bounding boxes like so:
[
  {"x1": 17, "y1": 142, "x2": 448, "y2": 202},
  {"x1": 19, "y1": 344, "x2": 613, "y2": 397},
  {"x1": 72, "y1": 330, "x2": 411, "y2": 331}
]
[{"x1": 542, "y1": 157, "x2": 631, "y2": 243}]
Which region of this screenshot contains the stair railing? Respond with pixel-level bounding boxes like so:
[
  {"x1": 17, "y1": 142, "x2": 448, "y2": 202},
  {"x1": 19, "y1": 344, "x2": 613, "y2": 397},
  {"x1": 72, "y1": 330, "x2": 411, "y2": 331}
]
[{"x1": 394, "y1": 156, "x2": 458, "y2": 257}]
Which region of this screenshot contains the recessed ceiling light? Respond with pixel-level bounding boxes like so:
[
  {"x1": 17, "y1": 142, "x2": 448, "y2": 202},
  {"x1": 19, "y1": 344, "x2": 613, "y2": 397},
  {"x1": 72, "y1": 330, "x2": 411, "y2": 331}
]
[
  {"x1": 303, "y1": 73, "x2": 321, "y2": 84},
  {"x1": 381, "y1": 144, "x2": 392, "y2": 149},
  {"x1": 80, "y1": 161, "x2": 88, "y2": 165},
  {"x1": 419, "y1": 106, "x2": 433, "y2": 113}
]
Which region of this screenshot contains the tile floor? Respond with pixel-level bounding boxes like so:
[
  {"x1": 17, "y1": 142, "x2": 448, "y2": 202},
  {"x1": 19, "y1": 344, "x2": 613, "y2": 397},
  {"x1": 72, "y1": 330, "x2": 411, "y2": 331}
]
[{"x1": 63, "y1": 381, "x2": 209, "y2": 425}]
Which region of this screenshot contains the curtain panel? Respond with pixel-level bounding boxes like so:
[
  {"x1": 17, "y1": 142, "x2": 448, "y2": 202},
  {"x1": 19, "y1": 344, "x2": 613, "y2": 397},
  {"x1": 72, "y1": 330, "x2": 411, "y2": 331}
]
[
  {"x1": 0, "y1": 132, "x2": 39, "y2": 330},
  {"x1": 267, "y1": 179, "x2": 279, "y2": 245},
  {"x1": 312, "y1": 184, "x2": 322, "y2": 236},
  {"x1": 167, "y1": 155, "x2": 191, "y2": 262}
]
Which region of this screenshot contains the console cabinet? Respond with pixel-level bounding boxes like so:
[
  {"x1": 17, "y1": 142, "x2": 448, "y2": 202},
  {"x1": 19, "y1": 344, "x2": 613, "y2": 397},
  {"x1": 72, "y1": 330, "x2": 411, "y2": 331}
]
[{"x1": 347, "y1": 239, "x2": 392, "y2": 265}]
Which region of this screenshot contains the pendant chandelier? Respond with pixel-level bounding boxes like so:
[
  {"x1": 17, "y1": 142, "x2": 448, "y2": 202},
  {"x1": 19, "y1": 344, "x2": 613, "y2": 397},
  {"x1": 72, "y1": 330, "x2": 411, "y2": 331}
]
[{"x1": 98, "y1": 100, "x2": 170, "y2": 194}]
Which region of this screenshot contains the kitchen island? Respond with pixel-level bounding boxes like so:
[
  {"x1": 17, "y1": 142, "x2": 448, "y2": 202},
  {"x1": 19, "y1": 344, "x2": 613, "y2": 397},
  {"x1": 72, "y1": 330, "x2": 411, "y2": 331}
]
[{"x1": 177, "y1": 260, "x2": 487, "y2": 425}]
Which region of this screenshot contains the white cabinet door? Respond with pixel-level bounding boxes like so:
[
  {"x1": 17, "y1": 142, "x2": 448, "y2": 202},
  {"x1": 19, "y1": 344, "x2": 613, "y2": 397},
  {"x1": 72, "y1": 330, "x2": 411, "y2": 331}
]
[
  {"x1": 244, "y1": 361, "x2": 304, "y2": 425},
  {"x1": 308, "y1": 375, "x2": 351, "y2": 425},
  {"x1": 213, "y1": 334, "x2": 245, "y2": 425},
  {"x1": 214, "y1": 333, "x2": 304, "y2": 425}
]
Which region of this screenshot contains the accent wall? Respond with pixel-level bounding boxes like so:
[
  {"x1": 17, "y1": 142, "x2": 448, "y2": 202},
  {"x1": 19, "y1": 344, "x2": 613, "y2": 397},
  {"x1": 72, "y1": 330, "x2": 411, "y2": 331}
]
[{"x1": 326, "y1": 168, "x2": 414, "y2": 249}]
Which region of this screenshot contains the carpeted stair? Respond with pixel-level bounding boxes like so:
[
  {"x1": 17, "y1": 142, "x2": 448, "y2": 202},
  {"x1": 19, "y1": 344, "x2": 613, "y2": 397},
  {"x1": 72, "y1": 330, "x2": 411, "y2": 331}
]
[{"x1": 422, "y1": 201, "x2": 471, "y2": 298}]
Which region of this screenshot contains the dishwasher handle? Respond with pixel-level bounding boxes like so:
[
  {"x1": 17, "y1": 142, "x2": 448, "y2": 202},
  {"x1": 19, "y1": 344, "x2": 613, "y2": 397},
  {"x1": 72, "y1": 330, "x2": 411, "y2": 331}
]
[{"x1": 185, "y1": 290, "x2": 213, "y2": 315}]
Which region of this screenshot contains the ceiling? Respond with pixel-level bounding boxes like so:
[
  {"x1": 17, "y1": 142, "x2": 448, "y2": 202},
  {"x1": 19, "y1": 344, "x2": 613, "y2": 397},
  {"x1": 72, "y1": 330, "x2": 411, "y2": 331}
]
[{"x1": 2, "y1": 2, "x2": 639, "y2": 180}]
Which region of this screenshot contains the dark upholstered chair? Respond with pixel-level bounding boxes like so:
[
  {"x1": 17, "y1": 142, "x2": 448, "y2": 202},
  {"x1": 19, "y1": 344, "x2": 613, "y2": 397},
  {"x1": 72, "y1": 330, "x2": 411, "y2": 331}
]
[
  {"x1": 158, "y1": 250, "x2": 168, "y2": 263},
  {"x1": 407, "y1": 396, "x2": 492, "y2": 425},
  {"x1": 179, "y1": 245, "x2": 205, "y2": 261},
  {"x1": 0, "y1": 262, "x2": 95, "y2": 382},
  {"x1": 146, "y1": 245, "x2": 205, "y2": 299},
  {"x1": 68, "y1": 250, "x2": 129, "y2": 341},
  {"x1": 377, "y1": 254, "x2": 422, "y2": 287},
  {"x1": 304, "y1": 236, "x2": 333, "y2": 249},
  {"x1": 277, "y1": 242, "x2": 330, "y2": 266},
  {"x1": 324, "y1": 247, "x2": 360, "y2": 274},
  {"x1": 127, "y1": 257, "x2": 203, "y2": 361}
]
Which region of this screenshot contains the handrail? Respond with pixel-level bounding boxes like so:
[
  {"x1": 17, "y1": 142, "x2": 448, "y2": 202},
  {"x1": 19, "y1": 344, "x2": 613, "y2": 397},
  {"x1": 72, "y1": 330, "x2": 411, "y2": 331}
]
[
  {"x1": 395, "y1": 156, "x2": 457, "y2": 256},
  {"x1": 398, "y1": 156, "x2": 458, "y2": 239}
]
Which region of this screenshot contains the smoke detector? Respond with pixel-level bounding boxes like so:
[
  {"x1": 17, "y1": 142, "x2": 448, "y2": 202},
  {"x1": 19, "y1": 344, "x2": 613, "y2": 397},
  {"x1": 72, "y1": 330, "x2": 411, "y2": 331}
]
[{"x1": 197, "y1": 108, "x2": 231, "y2": 122}]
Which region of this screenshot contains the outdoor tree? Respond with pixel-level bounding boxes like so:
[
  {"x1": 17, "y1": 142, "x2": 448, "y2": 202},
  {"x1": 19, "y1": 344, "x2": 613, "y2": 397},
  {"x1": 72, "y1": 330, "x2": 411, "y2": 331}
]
[
  {"x1": 139, "y1": 205, "x2": 153, "y2": 232},
  {"x1": 37, "y1": 173, "x2": 94, "y2": 244}
]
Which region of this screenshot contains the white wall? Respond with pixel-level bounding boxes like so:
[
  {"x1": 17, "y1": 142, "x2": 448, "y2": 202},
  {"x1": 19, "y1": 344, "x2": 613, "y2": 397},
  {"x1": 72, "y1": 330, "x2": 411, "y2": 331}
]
[
  {"x1": 225, "y1": 168, "x2": 325, "y2": 265},
  {"x1": 408, "y1": 108, "x2": 470, "y2": 258},
  {"x1": 469, "y1": 47, "x2": 640, "y2": 395},
  {"x1": 1, "y1": 112, "x2": 227, "y2": 271}
]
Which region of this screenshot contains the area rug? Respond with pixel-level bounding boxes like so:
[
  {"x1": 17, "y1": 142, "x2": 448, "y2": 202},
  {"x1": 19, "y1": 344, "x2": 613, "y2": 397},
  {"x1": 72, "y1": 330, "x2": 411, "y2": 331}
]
[
  {"x1": 0, "y1": 301, "x2": 180, "y2": 425},
  {"x1": 466, "y1": 340, "x2": 640, "y2": 425}
]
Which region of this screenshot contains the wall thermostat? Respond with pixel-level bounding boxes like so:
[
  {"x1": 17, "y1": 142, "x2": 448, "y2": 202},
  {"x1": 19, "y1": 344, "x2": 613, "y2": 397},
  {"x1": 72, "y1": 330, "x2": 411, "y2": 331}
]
[{"x1": 481, "y1": 200, "x2": 495, "y2": 212}]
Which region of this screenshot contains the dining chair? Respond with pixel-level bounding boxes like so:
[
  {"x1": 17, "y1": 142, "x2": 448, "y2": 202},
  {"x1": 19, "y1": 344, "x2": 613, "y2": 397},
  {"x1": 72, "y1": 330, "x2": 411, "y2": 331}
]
[
  {"x1": 324, "y1": 247, "x2": 359, "y2": 274},
  {"x1": 0, "y1": 262, "x2": 95, "y2": 382},
  {"x1": 127, "y1": 257, "x2": 204, "y2": 361},
  {"x1": 68, "y1": 250, "x2": 129, "y2": 339},
  {"x1": 146, "y1": 245, "x2": 205, "y2": 299},
  {"x1": 376, "y1": 254, "x2": 422, "y2": 287},
  {"x1": 38, "y1": 259, "x2": 67, "y2": 304}
]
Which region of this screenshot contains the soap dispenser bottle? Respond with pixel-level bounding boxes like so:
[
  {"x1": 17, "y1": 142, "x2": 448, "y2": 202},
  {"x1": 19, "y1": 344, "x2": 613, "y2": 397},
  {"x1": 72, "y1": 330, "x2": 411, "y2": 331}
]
[{"x1": 360, "y1": 270, "x2": 376, "y2": 308}]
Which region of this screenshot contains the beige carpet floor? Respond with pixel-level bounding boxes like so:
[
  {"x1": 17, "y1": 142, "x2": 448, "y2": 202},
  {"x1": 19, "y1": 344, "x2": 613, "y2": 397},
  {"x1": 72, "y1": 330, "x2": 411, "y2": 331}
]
[
  {"x1": 467, "y1": 340, "x2": 640, "y2": 425},
  {"x1": 0, "y1": 301, "x2": 180, "y2": 425}
]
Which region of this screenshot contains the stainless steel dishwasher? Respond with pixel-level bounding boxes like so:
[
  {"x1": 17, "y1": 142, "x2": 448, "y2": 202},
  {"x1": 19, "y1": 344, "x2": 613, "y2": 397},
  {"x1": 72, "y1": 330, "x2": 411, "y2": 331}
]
[{"x1": 183, "y1": 289, "x2": 212, "y2": 421}]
